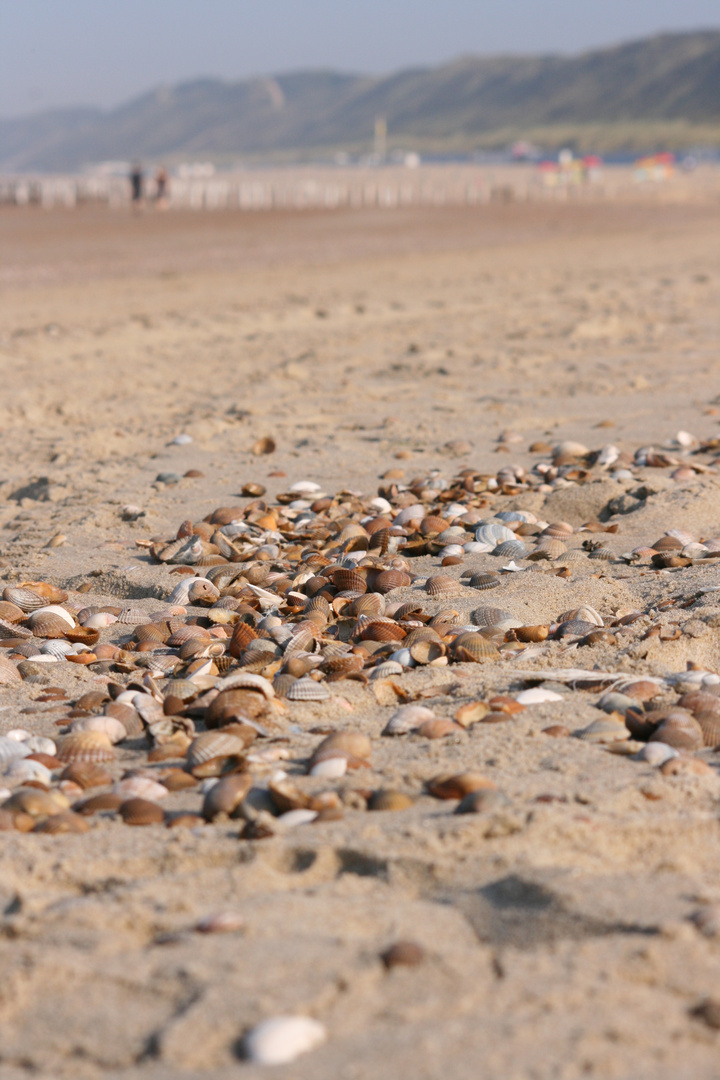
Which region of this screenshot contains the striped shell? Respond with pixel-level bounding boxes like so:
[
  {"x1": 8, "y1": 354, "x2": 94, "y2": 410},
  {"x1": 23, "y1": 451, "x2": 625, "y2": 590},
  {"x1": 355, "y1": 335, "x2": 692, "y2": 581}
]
[
  {"x1": 492, "y1": 540, "x2": 528, "y2": 558},
  {"x1": 371, "y1": 661, "x2": 404, "y2": 679},
  {"x1": 286, "y1": 678, "x2": 330, "y2": 701},
  {"x1": 475, "y1": 523, "x2": 516, "y2": 547},
  {"x1": 273, "y1": 673, "x2": 297, "y2": 697},
  {"x1": 112, "y1": 777, "x2": 169, "y2": 801},
  {"x1": 373, "y1": 570, "x2": 411, "y2": 593},
  {"x1": 115, "y1": 607, "x2": 152, "y2": 625},
  {"x1": 55, "y1": 731, "x2": 116, "y2": 764},
  {"x1": 70, "y1": 715, "x2": 127, "y2": 744},
  {"x1": 425, "y1": 574, "x2": 462, "y2": 598},
  {"x1": 0, "y1": 657, "x2": 22, "y2": 685},
  {"x1": 28, "y1": 611, "x2": 72, "y2": 638},
  {"x1": 452, "y1": 632, "x2": 501, "y2": 662},
  {"x1": 0, "y1": 601, "x2": 26, "y2": 623},
  {"x1": 167, "y1": 625, "x2": 212, "y2": 647},
  {"x1": 3, "y1": 586, "x2": 54, "y2": 613},
  {"x1": 469, "y1": 573, "x2": 500, "y2": 590},
  {"x1": 60, "y1": 762, "x2": 113, "y2": 789},
  {"x1": 471, "y1": 606, "x2": 522, "y2": 630},
  {"x1": 333, "y1": 568, "x2": 367, "y2": 593},
  {"x1": 555, "y1": 549, "x2": 588, "y2": 563},
  {"x1": 649, "y1": 713, "x2": 704, "y2": 750},
  {"x1": 587, "y1": 548, "x2": 614, "y2": 561},
  {"x1": 532, "y1": 538, "x2": 567, "y2": 557},
  {"x1": 186, "y1": 731, "x2": 247, "y2": 774}
]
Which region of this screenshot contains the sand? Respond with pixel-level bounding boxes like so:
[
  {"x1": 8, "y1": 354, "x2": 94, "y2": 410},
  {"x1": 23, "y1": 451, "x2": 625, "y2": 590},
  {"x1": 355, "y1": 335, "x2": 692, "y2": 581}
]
[{"x1": 1, "y1": 194, "x2": 720, "y2": 1079}]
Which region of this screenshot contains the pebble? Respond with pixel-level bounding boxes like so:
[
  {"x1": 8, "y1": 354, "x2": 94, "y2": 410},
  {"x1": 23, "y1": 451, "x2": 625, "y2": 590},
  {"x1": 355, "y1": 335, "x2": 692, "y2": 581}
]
[{"x1": 243, "y1": 1016, "x2": 327, "y2": 1064}]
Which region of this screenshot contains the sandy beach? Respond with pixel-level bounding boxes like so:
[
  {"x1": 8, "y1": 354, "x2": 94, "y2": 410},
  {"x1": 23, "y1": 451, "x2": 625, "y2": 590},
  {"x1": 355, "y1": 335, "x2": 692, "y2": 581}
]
[{"x1": 1, "y1": 191, "x2": 720, "y2": 1079}]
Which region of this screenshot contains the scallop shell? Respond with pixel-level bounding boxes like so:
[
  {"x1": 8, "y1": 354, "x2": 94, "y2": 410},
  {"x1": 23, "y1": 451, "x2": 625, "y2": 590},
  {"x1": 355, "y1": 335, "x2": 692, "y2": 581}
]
[
  {"x1": 186, "y1": 731, "x2": 247, "y2": 775},
  {"x1": 555, "y1": 549, "x2": 589, "y2": 563},
  {"x1": 135, "y1": 622, "x2": 171, "y2": 644},
  {"x1": 0, "y1": 657, "x2": 22, "y2": 685},
  {"x1": 424, "y1": 574, "x2": 462, "y2": 598},
  {"x1": 452, "y1": 632, "x2": 501, "y2": 662},
  {"x1": 382, "y1": 705, "x2": 437, "y2": 735},
  {"x1": 119, "y1": 797, "x2": 165, "y2": 825},
  {"x1": 3, "y1": 759, "x2": 53, "y2": 788},
  {"x1": 333, "y1": 568, "x2": 367, "y2": 593},
  {"x1": 559, "y1": 605, "x2": 603, "y2": 627},
  {"x1": 286, "y1": 678, "x2": 330, "y2": 701},
  {"x1": 587, "y1": 548, "x2": 614, "y2": 561},
  {"x1": 373, "y1": 570, "x2": 411, "y2": 593},
  {"x1": 27, "y1": 611, "x2": 72, "y2": 639},
  {"x1": 358, "y1": 620, "x2": 406, "y2": 643},
  {"x1": 493, "y1": 539, "x2": 528, "y2": 558},
  {"x1": 470, "y1": 606, "x2": 522, "y2": 631},
  {"x1": 696, "y1": 713, "x2": 720, "y2": 748},
  {"x1": 55, "y1": 731, "x2": 116, "y2": 763},
  {"x1": 475, "y1": 523, "x2": 516, "y2": 547},
  {"x1": 0, "y1": 601, "x2": 27, "y2": 623},
  {"x1": 371, "y1": 661, "x2": 404, "y2": 679},
  {"x1": 427, "y1": 772, "x2": 495, "y2": 800},
  {"x1": 577, "y1": 717, "x2": 630, "y2": 743},
  {"x1": 649, "y1": 712, "x2": 704, "y2": 750},
  {"x1": 469, "y1": 573, "x2": 500, "y2": 590},
  {"x1": 75, "y1": 792, "x2": 124, "y2": 815},
  {"x1": 310, "y1": 731, "x2": 371, "y2": 763},
  {"x1": 60, "y1": 762, "x2": 113, "y2": 789},
  {"x1": 3, "y1": 586, "x2": 53, "y2": 613}
]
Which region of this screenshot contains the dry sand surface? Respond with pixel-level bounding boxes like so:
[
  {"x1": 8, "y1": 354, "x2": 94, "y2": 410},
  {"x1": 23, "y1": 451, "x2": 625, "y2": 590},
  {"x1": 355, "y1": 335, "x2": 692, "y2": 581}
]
[{"x1": 1, "y1": 195, "x2": 720, "y2": 1079}]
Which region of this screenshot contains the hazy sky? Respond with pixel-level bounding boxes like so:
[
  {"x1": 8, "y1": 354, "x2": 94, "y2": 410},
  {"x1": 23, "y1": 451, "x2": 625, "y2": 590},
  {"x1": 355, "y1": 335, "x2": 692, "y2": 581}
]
[{"x1": 1, "y1": 0, "x2": 718, "y2": 118}]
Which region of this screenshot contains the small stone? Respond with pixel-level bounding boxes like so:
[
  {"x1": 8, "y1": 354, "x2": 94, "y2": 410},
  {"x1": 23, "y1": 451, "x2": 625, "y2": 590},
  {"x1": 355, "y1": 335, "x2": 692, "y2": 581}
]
[{"x1": 381, "y1": 941, "x2": 425, "y2": 968}]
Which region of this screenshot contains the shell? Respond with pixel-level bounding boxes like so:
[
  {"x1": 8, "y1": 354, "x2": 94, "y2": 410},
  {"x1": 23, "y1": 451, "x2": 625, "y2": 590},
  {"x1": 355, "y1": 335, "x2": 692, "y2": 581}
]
[
  {"x1": 428, "y1": 772, "x2": 496, "y2": 799},
  {"x1": 3, "y1": 759, "x2": 53, "y2": 787},
  {"x1": 34, "y1": 812, "x2": 90, "y2": 834},
  {"x1": 286, "y1": 678, "x2": 330, "y2": 701},
  {"x1": 368, "y1": 790, "x2": 414, "y2": 811},
  {"x1": 186, "y1": 731, "x2": 247, "y2": 776},
  {"x1": 492, "y1": 540, "x2": 528, "y2": 558},
  {"x1": 587, "y1": 548, "x2": 614, "y2": 561},
  {"x1": 60, "y1": 762, "x2": 113, "y2": 789},
  {"x1": 559, "y1": 605, "x2": 603, "y2": 626},
  {"x1": 112, "y1": 776, "x2": 169, "y2": 801},
  {"x1": 373, "y1": 570, "x2": 411, "y2": 593},
  {"x1": 696, "y1": 713, "x2": 720, "y2": 748},
  {"x1": 475, "y1": 523, "x2": 516, "y2": 547},
  {"x1": 3, "y1": 586, "x2": 55, "y2": 613},
  {"x1": 310, "y1": 731, "x2": 371, "y2": 763},
  {"x1": 333, "y1": 568, "x2": 367, "y2": 593},
  {"x1": 371, "y1": 661, "x2": 404, "y2": 679},
  {"x1": 469, "y1": 573, "x2": 500, "y2": 591},
  {"x1": 119, "y1": 797, "x2": 165, "y2": 825},
  {"x1": 0, "y1": 737, "x2": 33, "y2": 767},
  {"x1": 55, "y1": 731, "x2": 116, "y2": 763},
  {"x1": 424, "y1": 574, "x2": 462, "y2": 598},
  {"x1": 383, "y1": 705, "x2": 436, "y2": 735},
  {"x1": 2, "y1": 787, "x2": 66, "y2": 818},
  {"x1": 75, "y1": 792, "x2": 124, "y2": 815},
  {"x1": 243, "y1": 1016, "x2": 327, "y2": 1066},
  {"x1": 452, "y1": 632, "x2": 501, "y2": 662},
  {"x1": 649, "y1": 712, "x2": 704, "y2": 750},
  {"x1": 202, "y1": 773, "x2": 253, "y2": 820},
  {"x1": 27, "y1": 611, "x2": 72, "y2": 639},
  {"x1": 70, "y1": 715, "x2": 127, "y2": 744},
  {"x1": 0, "y1": 657, "x2": 22, "y2": 685},
  {"x1": 577, "y1": 717, "x2": 630, "y2": 743},
  {"x1": 358, "y1": 620, "x2": 405, "y2": 643},
  {"x1": 348, "y1": 593, "x2": 385, "y2": 617},
  {"x1": 470, "y1": 607, "x2": 522, "y2": 631},
  {"x1": 409, "y1": 640, "x2": 445, "y2": 665}
]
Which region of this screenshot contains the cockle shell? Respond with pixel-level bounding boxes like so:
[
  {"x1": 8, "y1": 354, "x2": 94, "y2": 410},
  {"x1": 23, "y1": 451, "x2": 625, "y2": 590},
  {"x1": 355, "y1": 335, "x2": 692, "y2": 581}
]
[
  {"x1": 112, "y1": 777, "x2": 169, "y2": 801},
  {"x1": 452, "y1": 632, "x2": 501, "y2": 662},
  {"x1": 202, "y1": 773, "x2": 252, "y2": 819},
  {"x1": 383, "y1": 705, "x2": 436, "y2": 735},
  {"x1": 3, "y1": 759, "x2": 53, "y2": 788},
  {"x1": 424, "y1": 574, "x2": 462, "y2": 598},
  {"x1": 0, "y1": 656, "x2": 22, "y2": 685},
  {"x1": 286, "y1": 678, "x2": 330, "y2": 701},
  {"x1": 0, "y1": 737, "x2": 31, "y2": 766},
  {"x1": 470, "y1": 607, "x2": 522, "y2": 631},
  {"x1": 186, "y1": 731, "x2": 247, "y2": 776},
  {"x1": 119, "y1": 797, "x2": 165, "y2": 825},
  {"x1": 55, "y1": 731, "x2": 116, "y2": 763},
  {"x1": 70, "y1": 715, "x2": 127, "y2": 744}
]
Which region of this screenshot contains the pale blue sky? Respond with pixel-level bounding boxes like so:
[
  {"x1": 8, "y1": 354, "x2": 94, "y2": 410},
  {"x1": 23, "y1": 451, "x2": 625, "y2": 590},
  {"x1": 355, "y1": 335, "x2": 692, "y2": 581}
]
[{"x1": 1, "y1": 0, "x2": 718, "y2": 118}]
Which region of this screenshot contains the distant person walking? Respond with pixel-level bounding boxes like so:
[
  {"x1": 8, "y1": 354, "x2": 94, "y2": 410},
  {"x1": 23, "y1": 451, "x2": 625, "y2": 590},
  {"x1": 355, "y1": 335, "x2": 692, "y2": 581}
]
[
  {"x1": 154, "y1": 166, "x2": 169, "y2": 209},
  {"x1": 129, "y1": 162, "x2": 144, "y2": 207}
]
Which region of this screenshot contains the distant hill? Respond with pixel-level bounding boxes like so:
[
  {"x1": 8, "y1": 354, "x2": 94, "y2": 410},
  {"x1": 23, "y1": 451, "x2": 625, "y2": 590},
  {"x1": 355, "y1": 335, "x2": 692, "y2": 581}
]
[{"x1": 2, "y1": 31, "x2": 719, "y2": 171}]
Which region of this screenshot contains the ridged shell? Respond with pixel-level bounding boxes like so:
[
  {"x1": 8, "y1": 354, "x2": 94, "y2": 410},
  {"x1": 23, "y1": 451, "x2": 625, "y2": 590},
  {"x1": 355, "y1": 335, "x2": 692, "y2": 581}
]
[
  {"x1": 587, "y1": 548, "x2": 614, "y2": 561},
  {"x1": 3, "y1": 586, "x2": 53, "y2": 613},
  {"x1": 135, "y1": 622, "x2": 171, "y2": 644},
  {"x1": 559, "y1": 605, "x2": 603, "y2": 627},
  {"x1": 70, "y1": 715, "x2": 127, "y2": 744},
  {"x1": 532, "y1": 538, "x2": 567, "y2": 557},
  {"x1": 322, "y1": 654, "x2": 364, "y2": 679},
  {"x1": 202, "y1": 773, "x2": 252, "y2": 820},
  {"x1": 162, "y1": 678, "x2": 200, "y2": 701},
  {"x1": 470, "y1": 607, "x2": 522, "y2": 630},
  {"x1": 0, "y1": 657, "x2": 22, "y2": 685},
  {"x1": 34, "y1": 812, "x2": 89, "y2": 834},
  {"x1": 649, "y1": 713, "x2": 704, "y2": 750},
  {"x1": 359, "y1": 620, "x2": 406, "y2": 643},
  {"x1": 425, "y1": 574, "x2": 462, "y2": 598},
  {"x1": 27, "y1": 611, "x2": 72, "y2": 639},
  {"x1": 272, "y1": 673, "x2": 297, "y2": 697},
  {"x1": 452, "y1": 632, "x2": 500, "y2": 661},
  {"x1": 475, "y1": 523, "x2": 516, "y2": 547},
  {"x1": 492, "y1": 539, "x2": 528, "y2": 558},
  {"x1": 555, "y1": 549, "x2": 589, "y2": 563},
  {"x1": 333, "y1": 568, "x2": 367, "y2": 593},
  {"x1": 116, "y1": 607, "x2": 152, "y2": 625},
  {"x1": 286, "y1": 678, "x2": 330, "y2": 701},
  {"x1": 371, "y1": 661, "x2": 404, "y2": 678},
  {"x1": 55, "y1": 731, "x2": 116, "y2": 763},
  {"x1": 186, "y1": 731, "x2": 248, "y2": 771},
  {"x1": 348, "y1": 592, "x2": 385, "y2": 618},
  {"x1": 373, "y1": 570, "x2": 411, "y2": 593},
  {"x1": 60, "y1": 762, "x2": 113, "y2": 789},
  {"x1": 469, "y1": 573, "x2": 500, "y2": 590},
  {"x1": 0, "y1": 601, "x2": 26, "y2": 623}
]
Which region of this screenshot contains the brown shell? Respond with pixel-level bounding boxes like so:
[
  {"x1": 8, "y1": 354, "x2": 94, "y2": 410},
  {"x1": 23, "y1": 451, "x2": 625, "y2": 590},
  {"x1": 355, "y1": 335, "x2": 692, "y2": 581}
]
[
  {"x1": 623, "y1": 680, "x2": 662, "y2": 702},
  {"x1": 202, "y1": 773, "x2": 253, "y2": 820},
  {"x1": 309, "y1": 731, "x2": 371, "y2": 767},
  {"x1": 649, "y1": 712, "x2": 704, "y2": 750},
  {"x1": 119, "y1": 797, "x2": 165, "y2": 825},
  {"x1": 402, "y1": 627, "x2": 442, "y2": 647},
  {"x1": 414, "y1": 718, "x2": 460, "y2": 739},
  {"x1": 228, "y1": 621, "x2": 259, "y2": 658},
  {"x1": 0, "y1": 656, "x2": 22, "y2": 685},
  {"x1": 5, "y1": 584, "x2": 66, "y2": 612},
  {"x1": 66, "y1": 626, "x2": 100, "y2": 646},
  {"x1": 420, "y1": 516, "x2": 450, "y2": 536},
  {"x1": 452, "y1": 632, "x2": 500, "y2": 662},
  {"x1": 75, "y1": 792, "x2": 124, "y2": 815},
  {"x1": 359, "y1": 620, "x2": 406, "y2": 643},
  {"x1": 333, "y1": 568, "x2": 367, "y2": 593},
  {"x1": 0, "y1": 601, "x2": 26, "y2": 624},
  {"x1": 368, "y1": 790, "x2": 414, "y2": 811},
  {"x1": 34, "y1": 811, "x2": 90, "y2": 834},
  {"x1": 2, "y1": 788, "x2": 65, "y2": 818},
  {"x1": 166, "y1": 625, "x2": 211, "y2": 647},
  {"x1": 348, "y1": 593, "x2": 385, "y2": 617},
  {"x1": 55, "y1": 731, "x2": 116, "y2": 763},
  {"x1": 322, "y1": 654, "x2": 364, "y2": 679},
  {"x1": 373, "y1": 570, "x2": 411, "y2": 594},
  {"x1": 186, "y1": 731, "x2": 248, "y2": 776},
  {"x1": 678, "y1": 691, "x2": 720, "y2": 716},
  {"x1": 696, "y1": 712, "x2": 720, "y2": 748},
  {"x1": 425, "y1": 574, "x2": 462, "y2": 598},
  {"x1": 60, "y1": 762, "x2": 113, "y2": 789},
  {"x1": 427, "y1": 772, "x2": 496, "y2": 800},
  {"x1": 135, "y1": 622, "x2": 171, "y2": 644},
  {"x1": 28, "y1": 611, "x2": 72, "y2": 639},
  {"x1": 105, "y1": 701, "x2": 145, "y2": 737},
  {"x1": 409, "y1": 640, "x2": 446, "y2": 664}
]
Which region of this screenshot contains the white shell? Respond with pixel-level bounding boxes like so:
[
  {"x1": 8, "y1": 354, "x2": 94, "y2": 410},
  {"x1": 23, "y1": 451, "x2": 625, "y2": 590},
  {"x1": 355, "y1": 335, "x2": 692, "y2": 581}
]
[
  {"x1": 6, "y1": 729, "x2": 32, "y2": 742},
  {"x1": 40, "y1": 640, "x2": 74, "y2": 657},
  {"x1": 309, "y1": 756, "x2": 348, "y2": 778},
  {"x1": 383, "y1": 704, "x2": 436, "y2": 735},
  {"x1": 111, "y1": 777, "x2": 169, "y2": 801},
  {"x1": 244, "y1": 1016, "x2": 327, "y2": 1065},
  {"x1": 515, "y1": 688, "x2": 563, "y2": 705},
  {"x1": 4, "y1": 759, "x2": 53, "y2": 786},
  {"x1": 24, "y1": 736, "x2": 56, "y2": 756},
  {"x1": 70, "y1": 715, "x2": 127, "y2": 744},
  {"x1": 392, "y1": 504, "x2": 425, "y2": 527},
  {"x1": 83, "y1": 612, "x2": 118, "y2": 629},
  {"x1": 475, "y1": 523, "x2": 516, "y2": 547},
  {"x1": 289, "y1": 480, "x2": 322, "y2": 493},
  {"x1": 370, "y1": 497, "x2": 392, "y2": 514},
  {"x1": 635, "y1": 742, "x2": 678, "y2": 766},
  {"x1": 277, "y1": 808, "x2": 318, "y2": 827},
  {"x1": 0, "y1": 737, "x2": 32, "y2": 766}
]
